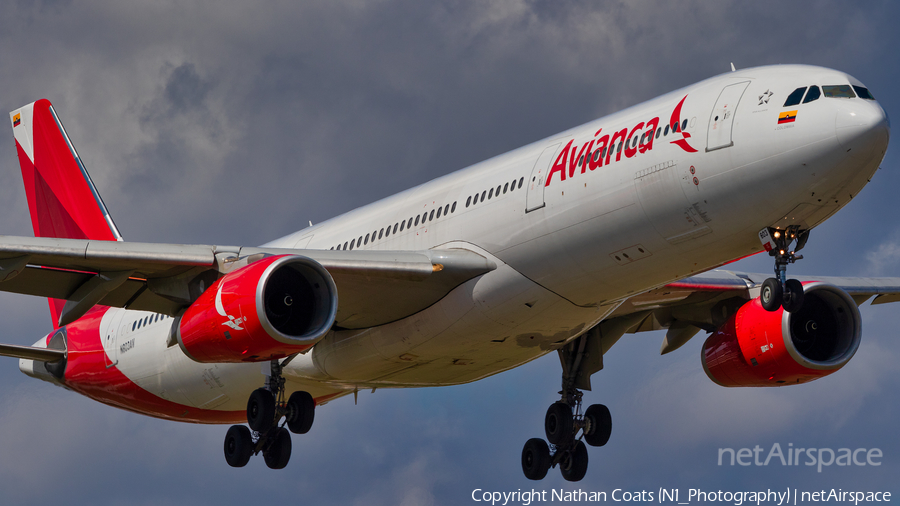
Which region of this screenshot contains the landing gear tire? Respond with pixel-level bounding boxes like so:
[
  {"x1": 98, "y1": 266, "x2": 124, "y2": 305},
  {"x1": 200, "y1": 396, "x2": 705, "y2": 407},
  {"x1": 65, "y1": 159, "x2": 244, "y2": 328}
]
[
  {"x1": 263, "y1": 427, "x2": 292, "y2": 470},
  {"x1": 760, "y1": 278, "x2": 782, "y2": 312},
  {"x1": 782, "y1": 278, "x2": 805, "y2": 313},
  {"x1": 583, "y1": 404, "x2": 612, "y2": 447},
  {"x1": 286, "y1": 391, "x2": 315, "y2": 435},
  {"x1": 559, "y1": 440, "x2": 589, "y2": 482},
  {"x1": 247, "y1": 388, "x2": 276, "y2": 432},
  {"x1": 223, "y1": 425, "x2": 253, "y2": 468},
  {"x1": 544, "y1": 402, "x2": 573, "y2": 445},
  {"x1": 521, "y1": 438, "x2": 551, "y2": 481}
]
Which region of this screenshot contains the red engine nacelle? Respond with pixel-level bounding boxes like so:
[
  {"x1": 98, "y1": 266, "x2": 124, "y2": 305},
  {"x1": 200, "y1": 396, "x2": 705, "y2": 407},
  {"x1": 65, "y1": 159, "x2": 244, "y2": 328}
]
[
  {"x1": 702, "y1": 282, "x2": 861, "y2": 387},
  {"x1": 177, "y1": 255, "x2": 338, "y2": 363}
]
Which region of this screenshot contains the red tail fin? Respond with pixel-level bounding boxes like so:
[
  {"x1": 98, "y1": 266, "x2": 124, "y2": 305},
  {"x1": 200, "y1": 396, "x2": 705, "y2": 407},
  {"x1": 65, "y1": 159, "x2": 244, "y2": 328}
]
[{"x1": 9, "y1": 99, "x2": 123, "y2": 325}]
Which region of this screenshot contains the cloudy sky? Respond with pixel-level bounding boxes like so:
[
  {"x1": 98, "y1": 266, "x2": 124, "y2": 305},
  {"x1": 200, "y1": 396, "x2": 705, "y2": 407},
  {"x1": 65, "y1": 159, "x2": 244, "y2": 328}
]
[{"x1": 0, "y1": 1, "x2": 898, "y2": 504}]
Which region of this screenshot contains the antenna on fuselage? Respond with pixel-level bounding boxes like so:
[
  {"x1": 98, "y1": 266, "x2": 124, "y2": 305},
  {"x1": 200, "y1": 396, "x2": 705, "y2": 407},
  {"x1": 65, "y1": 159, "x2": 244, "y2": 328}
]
[{"x1": 730, "y1": 62, "x2": 736, "y2": 72}]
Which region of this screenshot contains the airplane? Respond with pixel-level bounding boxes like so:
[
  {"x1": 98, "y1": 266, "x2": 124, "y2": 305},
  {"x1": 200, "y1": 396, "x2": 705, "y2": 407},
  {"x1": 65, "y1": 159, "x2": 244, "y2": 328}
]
[{"x1": 2, "y1": 63, "x2": 897, "y2": 482}]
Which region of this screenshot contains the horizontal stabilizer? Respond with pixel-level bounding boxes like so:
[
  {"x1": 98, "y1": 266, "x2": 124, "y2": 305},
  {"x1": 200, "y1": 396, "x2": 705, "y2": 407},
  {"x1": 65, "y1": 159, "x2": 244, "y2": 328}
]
[{"x1": 0, "y1": 342, "x2": 65, "y2": 362}]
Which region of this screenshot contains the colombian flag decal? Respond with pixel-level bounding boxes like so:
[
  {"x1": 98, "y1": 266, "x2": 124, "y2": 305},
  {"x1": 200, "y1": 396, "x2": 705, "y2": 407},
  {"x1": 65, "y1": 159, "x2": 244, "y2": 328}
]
[
  {"x1": 778, "y1": 110, "x2": 797, "y2": 124},
  {"x1": 12, "y1": 113, "x2": 21, "y2": 127}
]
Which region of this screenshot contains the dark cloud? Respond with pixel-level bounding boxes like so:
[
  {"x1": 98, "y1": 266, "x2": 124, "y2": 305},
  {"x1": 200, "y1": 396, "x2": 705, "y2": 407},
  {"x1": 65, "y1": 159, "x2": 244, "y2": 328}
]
[{"x1": 0, "y1": 1, "x2": 898, "y2": 503}]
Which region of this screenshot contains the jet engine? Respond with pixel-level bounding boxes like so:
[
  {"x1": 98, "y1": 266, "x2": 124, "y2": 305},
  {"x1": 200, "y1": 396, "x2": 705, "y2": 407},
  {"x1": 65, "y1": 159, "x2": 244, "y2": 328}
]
[
  {"x1": 702, "y1": 282, "x2": 861, "y2": 387},
  {"x1": 177, "y1": 255, "x2": 338, "y2": 363}
]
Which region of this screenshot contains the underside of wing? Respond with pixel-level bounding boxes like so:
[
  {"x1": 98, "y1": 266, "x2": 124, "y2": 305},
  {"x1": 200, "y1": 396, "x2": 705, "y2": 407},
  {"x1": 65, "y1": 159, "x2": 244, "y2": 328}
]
[{"x1": 0, "y1": 235, "x2": 496, "y2": 328}]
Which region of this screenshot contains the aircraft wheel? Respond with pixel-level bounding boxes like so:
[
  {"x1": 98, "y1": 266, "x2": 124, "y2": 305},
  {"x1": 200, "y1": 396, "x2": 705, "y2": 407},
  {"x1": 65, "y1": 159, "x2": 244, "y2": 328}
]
[
  {"x1": 521, "y1": 438, "x2": 551, "y2": 481},
  {"x1": 247, "y1": 388, "x2": 276, "y2": 432},
  {"x1": 286, "y1": 391, "x2": 315, "y2": 434},
  {"x1": 263, "y1": 427, "x2": 292, "y2": 470},
  {"x1": 544, "y1": 402, "x2": 573, "y2": 445},
  {"x1": 760, "y1": 278, "x2": 782, "y2": 312},
  {"x1": 583, "y1": 404, "x2": 612, "y2": 447},
  {"x1": 782, "y1": 279, "x2": 804, "y2": 313},
  {"x1": 223, "y1": 425, "x2": 253, "y2": 468},
  {"x1": 559, "y1": 440, "x2": 588, "y2": 482}
]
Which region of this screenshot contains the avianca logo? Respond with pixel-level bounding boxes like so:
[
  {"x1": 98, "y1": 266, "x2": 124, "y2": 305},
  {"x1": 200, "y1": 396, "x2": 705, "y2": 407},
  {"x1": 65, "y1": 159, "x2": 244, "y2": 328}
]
[
  {"x1": 215, "y1": 281, "x2": 246, "y2": 331},
  {"x1": 545, "y1": 95, "x2": 696, "y2": 187}
]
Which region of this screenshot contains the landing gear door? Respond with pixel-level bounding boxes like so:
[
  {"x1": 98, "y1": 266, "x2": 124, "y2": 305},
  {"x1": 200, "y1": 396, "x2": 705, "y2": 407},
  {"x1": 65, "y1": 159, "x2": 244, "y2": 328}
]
[
  {"x1": 706, "y1": 81, "x2": 750, "y2": 152},
  {"x1": 525, "y1": 143, "x2": 560, "y2": 213}
]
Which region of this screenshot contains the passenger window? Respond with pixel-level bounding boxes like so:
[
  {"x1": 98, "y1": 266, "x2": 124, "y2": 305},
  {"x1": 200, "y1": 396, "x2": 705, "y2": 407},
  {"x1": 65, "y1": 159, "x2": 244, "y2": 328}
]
[
  {"x1": 510, "y1": 179, "x2": 517, "y2": 191},
  {"x1": 444, "y1": 204, "x2": 450, "y2": 215},
  {"x1": 852, "y1": 86, "x2": 875, "y2": 100},
  {"x1": 503, "y1": 183, "x2": 509, "y2": 194},
  {"x1": 592, "y1": 149, "x2": 601, "y2": 162},
  {"x1": 422, "y1": 212, "x2": 427, "y2": 223},
  {"x1": 451, "y1": 202, "x2": 456, "y2": 213},
  {"x1": 343, "y1": 241, "x2": 349, "y2": 249},
  {"x1": 783, "y1": 87, "x2": 807, "y2": 107},
  {"x1": 466, "y1": 196, "x2": 471, "y2": 207},
  {"x1": 473, "y1": 193, "x2": 479, "y2": 205},
  {"x1": 437, "y1": 207, "x2": 442, "y2": 218},
  {"x1": 518, "y1": 177, "x2": 524, "y2": 189},
  {"x1": 488, "y1": 189, "x2": 493, "y2": 199},
  {"x1": 681, "y1": 119, "x2": 687, "y2": 131},
  {"x1": 481, "y1": 190, "x2": 486, "y2": 201},
  {"x1": 656, "y1": 127, "x2": 661, "y2": 139},
  {"x1": 429, "y1": 210, "x2": 435, "y2": 221},
  {"x1": 349, "y1": 239, "x2": 355, "y2": 250},
  {"x1": 400, "y1": 220, "x2": 405, "y2": 231},
  {"x1": 664, "y1": 124, "x2": 669, "y2": 136},
  {"x1": 802, "y1": 86, "x2": 821, "y2": 103},
  {"x1": 616, "y1": 142, "x2": 622, "y2": 153},
  {"x1": 378, "y1": 229, "x2": 384, "y2": 239},
  {"x1": 496, "y1": 185, "x2": 501, "y2": 195},
  {"x1": 365, "y1": 233, "x2": 369, "y2": 245},
  {"x1": 132, "y1": 322, "x2": 136, "y2": 331},
  {"x1": 358, "y1": 236, "x2": 363, "y2": 246},
  {"x1": 415, "y1": 215, "x2": 420, "y2": 226},
  {"x1": 393, "y1": 223, "x2": 398, "y2": 234},
  {"x1": 823, "y1": 85, "x2": 855, "y2": 98},
  {"x1": 144, "y1": 316, "x2": 149, "y2": 326}
]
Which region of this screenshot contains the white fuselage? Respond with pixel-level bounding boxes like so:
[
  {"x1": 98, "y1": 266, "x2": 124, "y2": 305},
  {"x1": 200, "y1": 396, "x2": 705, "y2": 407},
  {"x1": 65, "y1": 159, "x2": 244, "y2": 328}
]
[{"x1": 23, "y1": 64, "x2": 890, "y2": 420}]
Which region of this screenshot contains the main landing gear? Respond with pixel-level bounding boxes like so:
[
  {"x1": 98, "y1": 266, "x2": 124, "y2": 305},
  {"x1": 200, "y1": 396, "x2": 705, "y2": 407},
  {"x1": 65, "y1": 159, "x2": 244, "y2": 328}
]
[
  {"x1": 223, "y1": 359, "x2": 315, "y2": 469},
  {"x1": 521, "y1": 334, "x2": 611, "y2": 482},
  {"x1": 759, "y1": 226, "x2": 809, "y2": 313}
]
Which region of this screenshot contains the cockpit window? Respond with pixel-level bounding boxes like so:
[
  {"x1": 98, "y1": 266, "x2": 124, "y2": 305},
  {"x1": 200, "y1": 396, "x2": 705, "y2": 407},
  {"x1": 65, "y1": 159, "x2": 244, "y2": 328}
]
[
  {"x1": 853, "y1": 86, "x2": 875, "y2": 100},
  {"x1": 802, "y1": 86, "x2": 821, "y2": 104},
  {"x1": 784, "y1": 87, "x2": 807, "y2": 107},
  {"x1": 823, "y1": 85, "x2": 855, "y2": 98}
]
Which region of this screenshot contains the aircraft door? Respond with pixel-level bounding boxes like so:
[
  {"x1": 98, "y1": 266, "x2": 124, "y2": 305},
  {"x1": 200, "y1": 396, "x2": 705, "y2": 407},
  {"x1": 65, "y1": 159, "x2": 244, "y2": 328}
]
[
  {"x1": 102, "y1": 309, "x2": 126, "y2": 368},
  {"x1": 706, "y1": 81, "x2": 750, "y2": 151},
  {"x1": 635, "y1": 161, "x2": 710, "y2": 244},
  {"x1": 525, "y1": 143, "x2": 560, "y2": 213}
]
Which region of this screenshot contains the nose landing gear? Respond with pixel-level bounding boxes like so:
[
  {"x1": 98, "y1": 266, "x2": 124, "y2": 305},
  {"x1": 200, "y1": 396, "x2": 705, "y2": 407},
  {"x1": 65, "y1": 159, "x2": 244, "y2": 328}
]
[
  {"x1": 224, "y1": 358, "x2": 316, "y2": 469},
  {"x1": 758, "y1": 226, "x2": 808, "y2": 313}
]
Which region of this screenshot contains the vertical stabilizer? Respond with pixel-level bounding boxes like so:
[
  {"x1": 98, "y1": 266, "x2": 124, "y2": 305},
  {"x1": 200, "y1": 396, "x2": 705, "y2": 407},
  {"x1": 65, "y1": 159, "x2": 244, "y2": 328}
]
[{"x1": 9, "y1": 99, "x2": 123, "y2": 325}]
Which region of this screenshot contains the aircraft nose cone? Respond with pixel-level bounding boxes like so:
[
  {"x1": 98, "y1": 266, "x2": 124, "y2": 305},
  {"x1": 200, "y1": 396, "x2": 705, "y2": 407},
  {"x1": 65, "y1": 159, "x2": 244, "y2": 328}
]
[{"x1": 835, "y1": 100, "x2": 890, "y2": 161}]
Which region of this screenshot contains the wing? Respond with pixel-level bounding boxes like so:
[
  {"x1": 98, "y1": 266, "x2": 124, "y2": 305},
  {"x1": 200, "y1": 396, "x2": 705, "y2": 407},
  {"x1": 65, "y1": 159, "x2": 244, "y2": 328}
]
[
  {"x1": 602, "y1": 269, "x2": 900, "y2": 353},
  {"x1": 0, "y1": 235, "x2": 495, "y2": 328}
]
